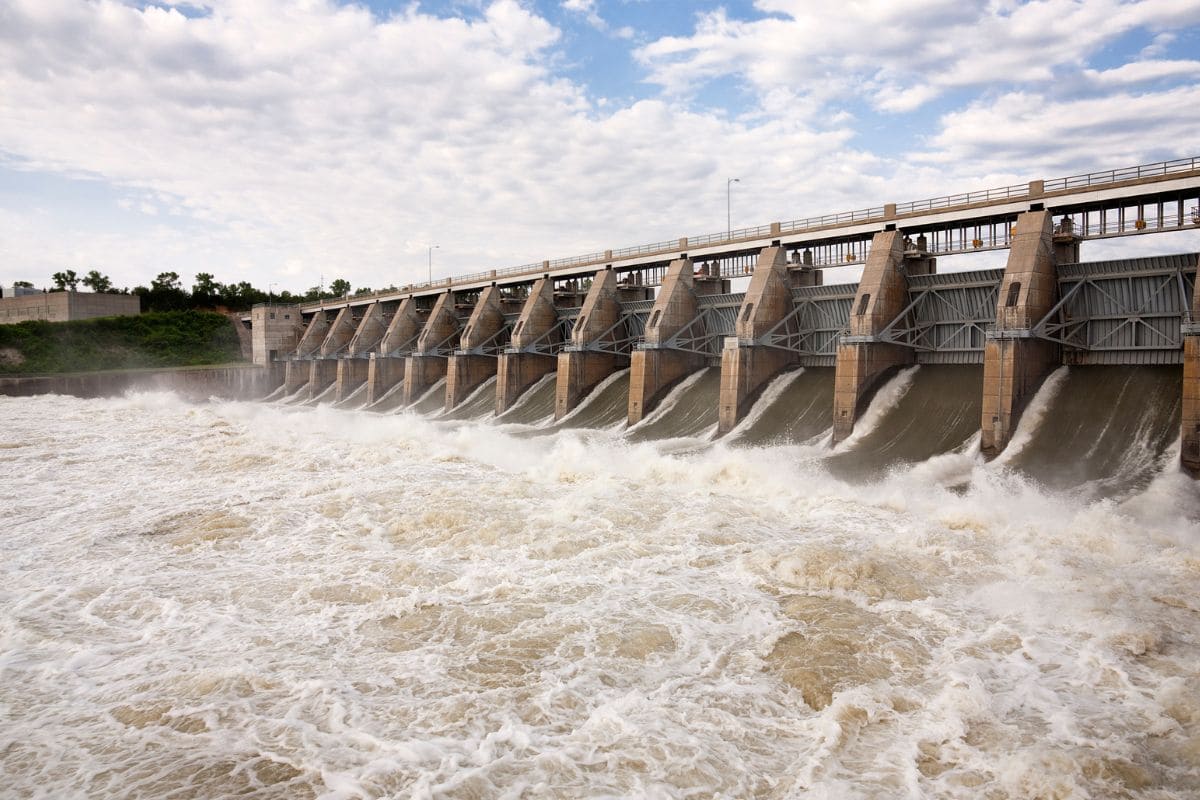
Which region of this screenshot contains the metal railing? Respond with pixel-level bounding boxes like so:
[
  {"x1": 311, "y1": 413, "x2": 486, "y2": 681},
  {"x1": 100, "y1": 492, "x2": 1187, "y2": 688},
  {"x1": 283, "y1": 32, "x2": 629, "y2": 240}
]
[
  {"x1": 895, "y1": 184, "x2": 1027, "y2": 215},
  {"x1": 278, "y1": 155, "x2": 1198, "y2": 315},
  {"x1": 1043, "y1": 157, "x2": 1200, "y2": 192}
]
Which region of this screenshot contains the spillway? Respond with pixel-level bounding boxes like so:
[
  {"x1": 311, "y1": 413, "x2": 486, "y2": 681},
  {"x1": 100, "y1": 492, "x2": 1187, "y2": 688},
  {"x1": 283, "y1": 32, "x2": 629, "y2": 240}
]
[
  {"x1": 824, "y1": 366, "x2": 982, "y2": 481},
  {"x1": 408, "y1": 378, "x2": 447, "y2": 416},
  {"x1": 440, "y1": 376, "x2": 497, "y2": 422},
  {"x1": 496, "y1": 373, "x2": 557, "y2": 426},
  {"x1": 552, "y1": 369, "x2": 630, "y2": 430},
  {"x1": 1002, "y1": 365, "x2": 1182, "y2": 495},
  {"x1": 731, "y1": 368, "x2": 835, "y2": 446},
  {"x1": 626, "y1": 368, "x2": 720, "y2": 442}
]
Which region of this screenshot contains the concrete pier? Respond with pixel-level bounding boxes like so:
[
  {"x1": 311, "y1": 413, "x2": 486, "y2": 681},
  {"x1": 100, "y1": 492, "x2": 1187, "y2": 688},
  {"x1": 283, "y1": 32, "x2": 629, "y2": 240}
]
[
  {"x1": 319, "y1": 307, "x2": 357, "y2": 357},
  {"x1": 366, "y1": 353, "x2": 406, "y2": 406},
  {"x1": 307, "y1": 358, "x2": 338, "y2": 399},
  {"x1": 555, "y1": 269, "x2": 626, "y2": 420},
  {"x1": 832, "y1": 231, "x2": 935, "y2": 444},
  {"x1": 446, "y1": 285, "x2": 507, "y2": 411},
  {"x1": 367, "y1": 298, "x2": 425, "y2": 404},
  {"x1": 403, "y1": 292, "x2": 460, "y2": 406},
  {"x1": 497, "y1": 278, "x2": 559, "y2": 415},
  {"x1": 718, "y1": 246, "x2": 795, "y2": 435},
  {"x1": 980, "y1": 210, "x2": 1061, "y2": 458},
  {"x1": 628, "y1": 258, "x2": 701, "y2": 425},
  {"x1": 334, "y1": 358, "x2": 369, "y2": 402},
  {"x1": 284, "y1": 359, "x2": 310, "y2": 394},
  {"x1": 1181, "y1": 254, "x2": 1200, "y2": 475},
  {"x1": 294, "y1": 310, "x2": 331, "y2": 358}
]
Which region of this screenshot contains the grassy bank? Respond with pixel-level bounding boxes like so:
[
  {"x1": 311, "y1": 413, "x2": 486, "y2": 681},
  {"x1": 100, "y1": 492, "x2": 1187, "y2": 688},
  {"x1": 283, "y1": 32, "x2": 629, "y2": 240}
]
[{"x1": 0, "y1": 311, "x2": 244, "y2": 374}]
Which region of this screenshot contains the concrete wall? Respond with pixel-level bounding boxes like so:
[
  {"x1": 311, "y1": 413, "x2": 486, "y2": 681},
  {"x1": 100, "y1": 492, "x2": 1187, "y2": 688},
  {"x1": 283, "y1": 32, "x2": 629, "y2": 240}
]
[
  {"x1": 0, "y1": 291, "x2": 140, "y2": 325},
  {"x1": 446, "y1": 286, "x2": 506, "y2": 410},
  {"x1": 319, "y1": 306, "x2": 358, "y2": 357},
  {"x1": 347, "y1": 302, "x2": 387, "y2": 356},
  {"x1": 380, "y1": 298, "x2": 424, "y2": 355}
]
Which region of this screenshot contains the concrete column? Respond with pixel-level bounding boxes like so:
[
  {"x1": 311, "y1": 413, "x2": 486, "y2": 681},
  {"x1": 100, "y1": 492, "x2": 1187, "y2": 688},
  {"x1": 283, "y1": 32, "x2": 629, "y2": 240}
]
[
  {"x1": 319, "y1": 306, "x2": 357, "y2": 357},
  {"x1": 366, "y1": 353, "x2": 406, "y2": 405},
  {"x1": 628, "y1": 258, "x2": 701, "y2": 425},
  {"x1": 306, "y1": 358, "x2": 338, "y2": 399},
  {"x1": 380, "y1": 297, "x2": 423, "y2": 355},
  {"x1": 980, "y1": 210, "x2": 1061, "y2": 459},
  {"x1": 555, "y1": 269, "x2": 625, "y2": 420},
  {"x1": 294, "y1": 311, "x2": 330, "y2": 357},
  {"x1": 402, "y1": 292, "x2": 460, "y2": 406},
  {"x1": 347, "y1": 302, "x2": 387, "y2": 356},
  {"x1": 832, "y1": 231, "x2": 934, "y2": 444},
  {"x1": 1180, "y1": 255, "x2": 1200, "y2": 476},
  {"x1": 334, "y1": 357, "x2": 369, "y2": 402},
  {"x1": 718, "y1": 246, "x2": 796, "y2": 435},
  {"x1": 497, "y1": 278, "x2": 559, "y2": 415},
  {"x1": 446, "y1": 285, "x2": 507, "y2": 411}
]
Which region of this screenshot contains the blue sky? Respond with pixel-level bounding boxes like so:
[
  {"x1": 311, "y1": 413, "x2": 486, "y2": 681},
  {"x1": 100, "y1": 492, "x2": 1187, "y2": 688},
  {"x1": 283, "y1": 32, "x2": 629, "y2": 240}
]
[{"x1": 1, "y1": 0, "x2": 1199, "y2": 293}]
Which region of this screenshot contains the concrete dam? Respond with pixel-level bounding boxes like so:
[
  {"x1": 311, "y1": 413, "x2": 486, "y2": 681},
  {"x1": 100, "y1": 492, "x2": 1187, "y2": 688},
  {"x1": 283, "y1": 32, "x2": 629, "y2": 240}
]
[{"x1": 243, "y1": 157, "x2": 1200, "y2": 481}]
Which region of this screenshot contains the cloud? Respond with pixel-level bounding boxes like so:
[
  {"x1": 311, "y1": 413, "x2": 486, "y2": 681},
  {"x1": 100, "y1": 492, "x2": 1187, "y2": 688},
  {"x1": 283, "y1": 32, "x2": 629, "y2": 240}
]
[
  {"x1": 635, "y1": 0, "x2": 1200, "y2": 112},
  {"x1": 1083, "y1": 59, "x2": 1200, "y2": 85}
]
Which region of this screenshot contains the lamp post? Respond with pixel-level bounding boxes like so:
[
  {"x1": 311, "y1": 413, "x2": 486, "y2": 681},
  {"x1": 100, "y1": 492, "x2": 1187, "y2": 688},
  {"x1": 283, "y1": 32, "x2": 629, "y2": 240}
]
[
  {"x1": 727, "y1": 177, "x2": 740, "y2": 240},
  {"x1": 268, "y1": 283, "x2": 277, "y2": 304},
  {"x1": 428, "y1": 244, "x2": 439, "y2": 284}
]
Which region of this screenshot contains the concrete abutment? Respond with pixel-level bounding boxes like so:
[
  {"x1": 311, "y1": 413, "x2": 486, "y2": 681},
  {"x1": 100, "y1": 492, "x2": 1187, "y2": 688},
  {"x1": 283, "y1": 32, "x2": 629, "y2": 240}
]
[
  {"x1": 1182, "y1": 254, "x2": 1200, "y2": 475},
  {"x1": 334, "y1": 358, "x2": 369, "y2": 402},
  {"x1": 446, "y1": 285, "x2": 508, "y2": 411},
  {"x1": 403, "y1": 291, "x2": 461, "y2": 406},
  {"x1": 366, "y1": 355, "x2": 406, "y2": 406},
  {"x1": 496, "y1": 278, "x2": 561, "y2": 415}
]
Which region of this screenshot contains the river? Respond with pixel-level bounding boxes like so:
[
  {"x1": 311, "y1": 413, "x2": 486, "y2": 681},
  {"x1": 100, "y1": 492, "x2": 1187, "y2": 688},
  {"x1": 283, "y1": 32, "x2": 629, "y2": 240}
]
[{"x1": 2, "y1": 377, "x2": 1198, "y2": 798}]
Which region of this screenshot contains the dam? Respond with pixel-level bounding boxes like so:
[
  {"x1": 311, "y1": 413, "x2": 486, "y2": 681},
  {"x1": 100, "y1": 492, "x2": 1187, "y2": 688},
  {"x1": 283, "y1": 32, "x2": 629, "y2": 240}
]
[
  {"x1": 243, "y1": 156, "x2": 1200, "y2": 477},
  {"x1": 5, "y1": 158, "x2": 1200, "y2": 799}
]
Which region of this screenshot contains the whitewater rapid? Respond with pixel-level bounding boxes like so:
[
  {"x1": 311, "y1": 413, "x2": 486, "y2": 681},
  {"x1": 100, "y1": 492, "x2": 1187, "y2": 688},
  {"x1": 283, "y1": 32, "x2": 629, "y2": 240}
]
[{"x1": 2, "y1": 390, "x2": 1199, "y2": 799}]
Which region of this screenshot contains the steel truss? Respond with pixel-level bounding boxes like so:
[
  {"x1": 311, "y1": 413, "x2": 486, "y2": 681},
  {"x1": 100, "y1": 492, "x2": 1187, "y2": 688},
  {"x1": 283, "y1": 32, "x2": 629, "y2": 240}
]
[
  {"x1": 1033, "y1": 267, "x2": 1196, "y2": 351},
  {"x1": 567, "y1": 312, "x2": 645, "y2": 356},
  {"x1": 756, "y1": 297, "x2": 849, "y2": 357},
  {"x1": 504, "y1": 317, "x2": 574, "y2": 357},
  {"x1": 873, "y1": 283, "x2": 998, "y2": 353}
]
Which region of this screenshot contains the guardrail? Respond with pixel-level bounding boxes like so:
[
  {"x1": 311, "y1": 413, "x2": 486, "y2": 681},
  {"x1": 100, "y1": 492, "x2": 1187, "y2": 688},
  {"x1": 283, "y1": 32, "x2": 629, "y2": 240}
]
[{"x1": 268, "y1": 155, "x2": 1198, "y2": 315}]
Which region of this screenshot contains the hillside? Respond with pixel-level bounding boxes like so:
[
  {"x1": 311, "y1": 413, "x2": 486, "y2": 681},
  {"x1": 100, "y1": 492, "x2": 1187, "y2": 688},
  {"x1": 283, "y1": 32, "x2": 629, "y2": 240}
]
[{"x1": 0, "y1": 311, "x2": 245, "y2": 374}]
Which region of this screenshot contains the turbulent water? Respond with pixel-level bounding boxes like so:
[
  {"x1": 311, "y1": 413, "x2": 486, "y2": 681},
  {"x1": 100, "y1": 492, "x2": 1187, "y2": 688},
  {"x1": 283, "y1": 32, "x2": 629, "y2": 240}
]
[{"x1": 3, "y1": 366, "x2": 1199, "y2": 799}]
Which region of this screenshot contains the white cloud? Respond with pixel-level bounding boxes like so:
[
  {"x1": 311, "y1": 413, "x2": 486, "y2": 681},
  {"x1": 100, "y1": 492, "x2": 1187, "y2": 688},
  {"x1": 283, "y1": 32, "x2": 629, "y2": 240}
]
[
  {"x1": 635, "y1": 0, "x2": 1200, "y2": 111},
  {"x1": 1083, "y1": 59, "x2": 1200, "y2": 85}
]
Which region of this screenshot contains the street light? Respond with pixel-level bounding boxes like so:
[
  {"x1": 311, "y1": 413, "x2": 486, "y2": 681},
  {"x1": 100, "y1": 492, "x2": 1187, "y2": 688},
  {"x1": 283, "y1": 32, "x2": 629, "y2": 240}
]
[
  {"x1": 268, "y1": 283, "x2": 277, "y2": 304},
  {"x1": 727, "y1": 177, "x2": 740, "y2": 240},
  {"x1": 428, "y1": 244, "x2": 439, "y2": 284}
]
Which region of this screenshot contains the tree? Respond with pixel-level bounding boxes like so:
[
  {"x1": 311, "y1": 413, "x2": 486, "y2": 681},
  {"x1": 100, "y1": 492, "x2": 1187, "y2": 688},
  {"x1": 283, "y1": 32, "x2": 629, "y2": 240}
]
[
  {"x1": 14, "y1": 280, "x2": 33, "y2": 288},
  {"x1": 52, "y1": 270, "x2": 80, "y2": 291},
  {"x1": 329, "y1": 278, "x2": 351, "y2": 297},
  {"x1": 151, "y1": 271, "x2": 182, "y2": 292},
  {"x1": 82, "y1": 270, "x2": 113, "y2": 293},
  {"x1": 192, "y1": 272, "x2": 220, "y2": 303},
  {"x1": 353, "y1": 286, "x2": 374, "y2": 296}
]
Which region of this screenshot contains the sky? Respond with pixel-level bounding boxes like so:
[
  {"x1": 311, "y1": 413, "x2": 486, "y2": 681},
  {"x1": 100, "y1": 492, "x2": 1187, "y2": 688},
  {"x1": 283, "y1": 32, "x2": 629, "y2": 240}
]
[{"x1": 1, "y1": 0, "x2": 1199, "y2": 294}]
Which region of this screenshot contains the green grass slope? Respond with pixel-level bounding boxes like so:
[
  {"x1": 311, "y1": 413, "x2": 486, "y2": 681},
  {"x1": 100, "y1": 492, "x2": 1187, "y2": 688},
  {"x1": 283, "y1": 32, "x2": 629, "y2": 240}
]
[{"x1": 0, "y1": 311, "x2": 245, "y2": 374}]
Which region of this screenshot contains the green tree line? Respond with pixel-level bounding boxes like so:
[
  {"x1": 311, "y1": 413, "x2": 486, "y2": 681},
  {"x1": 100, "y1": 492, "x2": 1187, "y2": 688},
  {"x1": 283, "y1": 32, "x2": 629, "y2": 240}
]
[{"x1": 20, "y1": 270, "x2": 391, "y2": 313}]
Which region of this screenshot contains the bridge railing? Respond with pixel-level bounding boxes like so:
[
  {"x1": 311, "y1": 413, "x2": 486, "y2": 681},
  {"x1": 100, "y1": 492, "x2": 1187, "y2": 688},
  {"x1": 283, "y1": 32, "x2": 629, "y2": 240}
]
[
  {"x1": 1043, "y1": 156, "x2": 1200, "y2": 192},
  {"x1": 895, "y1": 184, "x2": 1028, "y2": 215},
  {"x1": 779, "y1": 206, "x2": 885, "y2": 234},
  {"x1": 270, "y1": 155, "x2": 1199, "y2": 316}
]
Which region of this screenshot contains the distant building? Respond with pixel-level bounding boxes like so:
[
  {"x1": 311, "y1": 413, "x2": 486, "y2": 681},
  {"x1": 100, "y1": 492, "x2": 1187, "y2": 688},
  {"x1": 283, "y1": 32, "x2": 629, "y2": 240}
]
[{"x1": 0, "y1": 290, "x2": 140, "y2": 325}]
